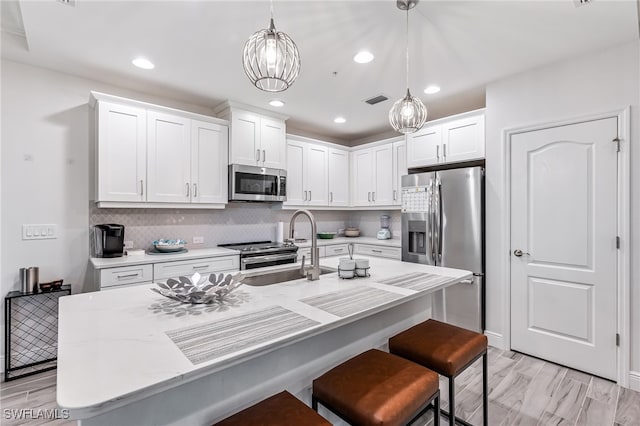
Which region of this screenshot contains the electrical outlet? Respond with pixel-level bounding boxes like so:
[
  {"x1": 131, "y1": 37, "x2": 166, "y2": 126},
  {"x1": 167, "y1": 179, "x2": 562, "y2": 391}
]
[
  {"x1": 22, "y1": 224, "x2": 57, "y2": 240},
  {"x1": 338, "y1": 228, "x2": 345, "y2": 235},
  {"x1": 193, "y1": 236, "x2": 204, "y2": 244},
  {"x1": 124, "y1": 240, "x2": 134, "y2": 249}
]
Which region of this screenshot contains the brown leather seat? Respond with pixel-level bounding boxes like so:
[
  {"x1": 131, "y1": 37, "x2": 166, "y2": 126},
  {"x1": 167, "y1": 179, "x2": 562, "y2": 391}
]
[
  {"x1": 389, "y1": 319, "x2": 489, "y2": 426},
  {"x1": 213, "y1": 390, "x2": 330, "y2": 426},
  {"x1": 389, "y1": 319, "x2": 487, "y2": 376},
  {"x1": 313, "y1": 349, "x2": 440, "y2": 426}
]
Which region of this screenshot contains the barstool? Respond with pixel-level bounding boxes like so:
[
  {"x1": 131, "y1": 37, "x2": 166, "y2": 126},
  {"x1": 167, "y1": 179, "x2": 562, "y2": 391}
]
[
  {"x1": 312, "y1": 349, "x2": 441, "y2": 426},
  {"x1": 212, "y1": 390, "x2": 331, "y2": 426},
  {"x1": 389, "y1": 319, "x2": 488, "y2": 426}
]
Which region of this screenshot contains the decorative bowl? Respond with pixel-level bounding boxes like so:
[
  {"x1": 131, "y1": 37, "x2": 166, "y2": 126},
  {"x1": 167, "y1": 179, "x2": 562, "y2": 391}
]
[
  {"x1": 151, "y1": 272, "x2": 244, "y2": 304},
  {"x1": 317, "y1": 232, "x2": 337, "y2": 239},
  {"x1": 344, "y1": 228, "x2": 360, "y2": 237},
  {"x1": 153, "y1": 239, "x2": 186, "y2": 252}
]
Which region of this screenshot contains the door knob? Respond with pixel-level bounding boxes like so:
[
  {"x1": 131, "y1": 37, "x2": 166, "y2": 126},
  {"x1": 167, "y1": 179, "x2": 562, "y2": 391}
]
[{"x1": 513, "y1": 249, "x2": 530, "y2": 257}]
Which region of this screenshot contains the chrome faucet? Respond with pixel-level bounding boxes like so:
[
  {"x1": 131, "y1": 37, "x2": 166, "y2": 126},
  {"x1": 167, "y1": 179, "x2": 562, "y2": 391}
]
[{"x1": 289, "y1": 209, "x2": 320, "y2": 281}]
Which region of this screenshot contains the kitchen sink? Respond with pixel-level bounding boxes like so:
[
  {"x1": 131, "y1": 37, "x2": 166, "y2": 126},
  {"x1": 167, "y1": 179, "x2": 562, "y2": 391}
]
[{"x1": 241, "y1": 266, "x2": 337, "y2": 286}]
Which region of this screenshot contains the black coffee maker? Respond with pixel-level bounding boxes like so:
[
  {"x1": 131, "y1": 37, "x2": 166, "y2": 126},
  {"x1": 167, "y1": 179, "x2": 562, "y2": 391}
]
[{"x1": 93, "y1": 224, "x2": 125, "y2": 258}]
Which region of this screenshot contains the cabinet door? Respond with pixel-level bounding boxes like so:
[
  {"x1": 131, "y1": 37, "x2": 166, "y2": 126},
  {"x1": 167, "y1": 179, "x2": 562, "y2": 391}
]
[
  {"x1": 96, "y1": 101, "x2": 146, "y2": 202},
  {"x1": 372, "y1": 144, "x2": 394, "y2": 205},
  {"x1": 407, "y1": 124, "x2": 441, "y2": 168},
  {"x1": 305, "y1": 144, "x2": 328, "y2": 206},
  {"x1": 260, "y1": 117, "x2": 286, "y2": 169},
  {"x1": 147, "y1": 111, "x2": 191, "y2": 203},
  {"x1": 441, "y1": 114, "x2": 485, "y2": 163},
  {"x1": 393, "y1": 141, "x2": 407, "y2": 205},
  {"x1": 230, "y1": 110, "x2": 260, "y2": 166},
  {"x1": 328, "y1": 148, "x2": 349, "y2": 206},
  {"x1": 284, "y1": 140, "x2": 305, "y2": 205},
  {"x1": 191, "y1": 120, "x2": 228, "y2": 204},
  {"x1": 351, "y1": 149, "x2": 373, "y2": 206}
]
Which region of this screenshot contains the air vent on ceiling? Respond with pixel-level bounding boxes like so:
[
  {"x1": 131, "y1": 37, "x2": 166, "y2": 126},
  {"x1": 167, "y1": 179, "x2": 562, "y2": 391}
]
[
  {"x1": 364, "y1": 95, "x2": 389, "y2": 105},
  {"x1": 57, "y1": 0, "x2": 76, "y2": 7},
  {"x1": 573, "y1": 0, "x2": 592, "y2": 7}
]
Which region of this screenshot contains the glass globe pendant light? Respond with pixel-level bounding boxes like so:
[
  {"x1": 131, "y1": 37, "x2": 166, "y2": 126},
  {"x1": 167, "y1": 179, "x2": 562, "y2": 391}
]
[
  {"x1": 242, "y1": 0, "x2": 301, "y2": 92},
  {"x1": 389, "y1": 0, "x2": 427, "y2": 134}
]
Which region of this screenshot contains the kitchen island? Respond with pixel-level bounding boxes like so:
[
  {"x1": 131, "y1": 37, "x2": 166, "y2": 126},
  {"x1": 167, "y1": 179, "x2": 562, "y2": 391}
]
[{"x1": 57, "y1": 256, "x2": 471, "y2": 425}]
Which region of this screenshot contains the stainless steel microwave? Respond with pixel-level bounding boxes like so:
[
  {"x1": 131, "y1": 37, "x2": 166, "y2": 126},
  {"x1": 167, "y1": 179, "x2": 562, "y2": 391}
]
[{"x1": 228, "y1": 164, "x2": 287, "y2": 202}]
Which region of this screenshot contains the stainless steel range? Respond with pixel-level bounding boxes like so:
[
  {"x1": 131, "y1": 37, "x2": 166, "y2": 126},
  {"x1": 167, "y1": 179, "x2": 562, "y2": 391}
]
[{"x1": 219, "y1": 241, "x2": 299, "y2": 270}]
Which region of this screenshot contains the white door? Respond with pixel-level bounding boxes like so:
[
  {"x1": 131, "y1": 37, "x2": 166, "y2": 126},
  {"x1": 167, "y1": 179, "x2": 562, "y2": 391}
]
[
  {"x1": 260, "y1": 117, "x2": 286, "y2": 169},
  {"x1": 328, "y1": 148, "x2": 349, "y2": 206},
  {"x1": 407, "y1": 124, "x2": 441, "y2": 168},
  {"x1": 442, "y1": 114, "x2": 485, "y2": 163},
  {"x1": 392, "y1": 141, "x2": 407, "y2": 206},
  {"x1": 230, "y1": 111, "x2": 259, "y2": 166},
  {"x1": 96, "y1": 101, "x2": 146, "y2": 202},
  {"x1": 372, "y1": 144, "x2": 394, "y2": 205},
  {"x1": 305, "y1": 144, "x2": 328, "y2": 206},
  {"x1": 191, "y1": 120, "x2": 228, "y2": 204},
  {"x1": 284, "y1": 140, "x2": 305, "y2": 205},
  {"x1": 147, "y1": 111, "x2": 191, "y2": 203},
  {"x1": 510, "y1": 117, "x2": 618, "y2": 380},
  {"x1": 351, "y1": 149, "x2": 373, "y2": 206}
]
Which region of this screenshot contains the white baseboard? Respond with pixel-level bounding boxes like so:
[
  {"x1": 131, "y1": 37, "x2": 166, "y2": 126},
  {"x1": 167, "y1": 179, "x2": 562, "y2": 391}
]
[
  {"x1": 629, "y1": 371, "x2": 640, "y2": 391},
  {"x1": 484, "y1": 330, "x2": 505, "y2": 350}
]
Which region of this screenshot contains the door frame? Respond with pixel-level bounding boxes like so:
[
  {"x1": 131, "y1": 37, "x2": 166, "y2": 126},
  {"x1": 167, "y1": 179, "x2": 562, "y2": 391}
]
[{"x1": 501, "y1": 107, "x2": 630, "y2": 386}]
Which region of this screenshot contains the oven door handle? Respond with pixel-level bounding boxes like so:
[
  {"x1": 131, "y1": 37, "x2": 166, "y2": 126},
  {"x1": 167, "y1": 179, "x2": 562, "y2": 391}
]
[{"x1": 241, "y1": 253, "x2": 299, "y2": 265}]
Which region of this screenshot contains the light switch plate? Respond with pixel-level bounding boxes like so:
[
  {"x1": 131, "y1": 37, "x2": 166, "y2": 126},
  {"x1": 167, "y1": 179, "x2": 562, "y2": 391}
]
[{"x1": 23, "y1": 224, "x2": 57, "y2": 240}]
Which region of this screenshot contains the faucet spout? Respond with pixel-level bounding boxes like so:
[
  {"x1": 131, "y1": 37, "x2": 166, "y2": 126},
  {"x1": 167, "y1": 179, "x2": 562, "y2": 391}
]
[{"x1": 289, "y1": 209, "x2": 320, "y2": 281}]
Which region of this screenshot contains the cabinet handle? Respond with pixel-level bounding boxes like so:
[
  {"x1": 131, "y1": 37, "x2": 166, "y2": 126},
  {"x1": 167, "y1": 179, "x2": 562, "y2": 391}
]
[
  {"x1": 372, "y1": 192, "x2": 376, "y2": 202},
  {"x1": 393, "y1": 189, "x2": 397, "y2": 201},
  {"x1": 443, "y1": 143, "x2": 447, "y2": 160},
  {"x1": 186, "y1": 183, "x2": 190, "y2": 197},
  {"x1": 140, "y1": 180, "x2": 144, "y2": 196},
  {"x1": 256, "y1": 149, "x2": 260, "y2": 162},
  {"x1": 193, "y1": 183, "x2": 198, "y2": 197},
  {"x1": 304, "y1": 190, "x2": 308, "y2": 201},
  {"x1": 372, "y1": 249, "x2": 383, "y2": 253},
  {"x1": 192, "y1": 265, "x2": 209, "y2": 270},
  {"x1": 309, "y1": 191, "x2": 312, "y2": 201},
  {"x1": 334, "y1": 248, "x2": 343, "y2": 252},
  {"x1": 262, "y1": 150, "x2": 266, "y2": 163},
  {"x1": 117, "y1": 273, "x2": 139, "y2": 279},
  {"x1": 368, "y1": 192, "x2": 371, "y2": 202},
  {"x1": 436, "y1": 145, "x2": 440, "y2": 161},
  {"x1": 330, "y1": 192, "x2": 333, "y2": 203}
]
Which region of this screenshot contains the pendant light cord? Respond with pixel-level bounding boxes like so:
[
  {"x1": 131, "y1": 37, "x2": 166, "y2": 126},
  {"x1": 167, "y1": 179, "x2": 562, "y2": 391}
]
[
  {"x1": 270, "y1": 0, "x2": 274, "y2": 19},
  {"x1": 405, "y1": 7, "x2": 409, "y2": 90}
]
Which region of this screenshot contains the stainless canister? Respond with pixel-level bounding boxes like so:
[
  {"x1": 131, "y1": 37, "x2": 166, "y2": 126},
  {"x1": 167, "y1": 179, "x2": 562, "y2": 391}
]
[{"x1": 19, "y1": 267, "x2": 39, "y2": 294}]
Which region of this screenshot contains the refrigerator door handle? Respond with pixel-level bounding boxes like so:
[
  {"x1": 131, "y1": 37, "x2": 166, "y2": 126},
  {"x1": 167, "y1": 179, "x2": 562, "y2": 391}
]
[
  {"x1": 428, "y1": 178, "x2": 436, "y2": 261},
  {"x1": 437, "y1": 178, "x2": 443, "y2": 262}
]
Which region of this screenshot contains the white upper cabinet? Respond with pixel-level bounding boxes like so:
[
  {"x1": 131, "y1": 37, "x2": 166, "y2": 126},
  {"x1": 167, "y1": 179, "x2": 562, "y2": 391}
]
[
  {"x1": 191, "y1": 120, "x2": 228, "y2": 204},
  {"x1": 91, "y1": 92, "x2": 228, "y2": 208},
  {"x1": 218, "y1": 104, "x2": 287, "y2": 169},
  {"x1": 392, "y1": 140, "x2": 407, "y2": 206},
  {"x1": 406, "y1": 110, "x2": 485, "y2": 168},
  {"x1": 146, "y1": 111, "x2": 192, "y2": 203},
  {"x1": 372, "y1": 144, "x2": 394, "y2": 205},
  {"x1": 284, "y1": 139, "x2": 328, "y2": 206},
  {"x1": 351, "y1": 149, "x2": 374, "y2": 206},
  {"x1": 351, "y1": 140, "x2": 398, "y2": 207},
  {"x1": 96, "y1": 101, "x2": 147, "y2": 202},
  {"x1": 328, "y1": 148, "x2": 349, "y2": 206}
]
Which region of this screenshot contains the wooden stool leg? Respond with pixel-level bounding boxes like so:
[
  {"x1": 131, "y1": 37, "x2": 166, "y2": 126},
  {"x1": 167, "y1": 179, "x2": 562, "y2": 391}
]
[
  {"x1": 483, "y1": 353, "x2": 488, "y2": 426},
  {"x1": 312, "y1": 396, "x2": 318, "y2": 412},
  {"x1": 449, "y1": 376, "x2": 455, "y2": 426},
  {"x1": 434, "y1": 394, "x2": 440, "y2": 426}
]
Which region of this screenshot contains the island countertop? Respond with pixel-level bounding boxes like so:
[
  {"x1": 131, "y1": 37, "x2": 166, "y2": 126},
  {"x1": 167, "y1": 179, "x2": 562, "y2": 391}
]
[{"x1": 57, "y1": 257, "x2": 471, "y2": 424}]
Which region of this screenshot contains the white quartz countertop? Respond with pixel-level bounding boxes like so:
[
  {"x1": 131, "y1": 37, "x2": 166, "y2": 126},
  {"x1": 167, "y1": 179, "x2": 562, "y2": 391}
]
[
  {"x1": 89, "y1": 247, "x2": 240, "y2": 269},
  {"x1": 295, "y1": 236, "x2": 401, "y2": 248},
  {"x1": 58, "y1": 257, "x2": 469, "y2": 419}
]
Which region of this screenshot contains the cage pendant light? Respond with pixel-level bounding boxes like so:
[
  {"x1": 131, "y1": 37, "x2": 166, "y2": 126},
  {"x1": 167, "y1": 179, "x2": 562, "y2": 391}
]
[
  {"x1": 242, "y1": 0, "x2": 301, "y2": 92},
  {"x1": 389, "y1": 0, "x2": 427, "y2": 134}
]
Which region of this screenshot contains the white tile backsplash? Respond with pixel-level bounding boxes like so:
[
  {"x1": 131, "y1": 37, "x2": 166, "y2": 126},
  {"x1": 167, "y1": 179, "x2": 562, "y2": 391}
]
[{"x1": 346, "y1": 211, "x2": 401, "y2": 239}]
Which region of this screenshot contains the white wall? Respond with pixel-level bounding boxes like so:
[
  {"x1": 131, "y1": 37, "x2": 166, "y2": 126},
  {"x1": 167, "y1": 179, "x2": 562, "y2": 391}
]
[{"x1": 484, "y1": 41, "x2": 640, "y2": 378}]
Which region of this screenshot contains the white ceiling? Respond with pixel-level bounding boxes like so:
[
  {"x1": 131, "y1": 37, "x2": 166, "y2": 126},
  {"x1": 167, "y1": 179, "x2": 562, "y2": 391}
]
[{"x1": 2, "y1": 0, "x2": 638, "y2": 143}]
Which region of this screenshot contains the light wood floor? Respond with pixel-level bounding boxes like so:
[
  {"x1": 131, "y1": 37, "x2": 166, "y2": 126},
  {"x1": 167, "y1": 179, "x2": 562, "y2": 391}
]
[{"x1": 1, "y1": 347, "x2": 639, "y2": 425}]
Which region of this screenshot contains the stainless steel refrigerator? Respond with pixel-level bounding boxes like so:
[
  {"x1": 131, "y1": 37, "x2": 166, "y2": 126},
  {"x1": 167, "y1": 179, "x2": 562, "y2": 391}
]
[{"x1": 401, "y1": 165, "x2": 484, "y2": 332}]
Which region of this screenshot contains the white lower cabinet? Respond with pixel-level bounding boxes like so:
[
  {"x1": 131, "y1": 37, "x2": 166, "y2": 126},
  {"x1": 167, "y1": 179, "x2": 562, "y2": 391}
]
[
  {"x1": 99, "y1": 264, "x2": 153, "y2": 290},
  {"x1": 354, "y1": 244, "x2": 401, "y2": 260},
  {"x1": 324, "y1": 244, "x2": 349, "y2": 257},
  {"x1": 297, "y1": 246, "x2": 326, "y2": 260}
]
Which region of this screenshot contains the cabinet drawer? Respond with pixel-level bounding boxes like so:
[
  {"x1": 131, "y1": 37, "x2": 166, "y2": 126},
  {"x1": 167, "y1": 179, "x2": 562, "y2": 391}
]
[
  {"x1": 153, "y1": 256, "x2": 240, "y2": 280},
  {"x1": 324, "y1": 244, "x2": 349, "y2": 257},
  {"x1": 298, "y1": 246, "x2": 326, "y2": 259},
  {"x1": 354, "y1": 244, "x2": 401, "y2": 260},
  {"x1": 102, "y1": 281, "x2": 153, "y2": 291},
  {"x1": 100, "y1": 264, "x2": 153, "y2": 288}
]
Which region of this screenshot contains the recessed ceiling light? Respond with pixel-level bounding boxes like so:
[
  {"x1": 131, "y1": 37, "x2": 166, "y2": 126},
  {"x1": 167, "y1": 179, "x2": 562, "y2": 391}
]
[
  {"x1": 334, "y1": 117, "x2": 346, "y2": 124},
  {"x1": 269, "y1": 100, "x2": 285, "y2": 107},
  {"x1": 132, "y1": 57, "x2": 155, "y2": 70},
  {"x1": 353, "y1": 51, "x2": 374, "y2": 64},
  {"x1": 424, "y1": 85, "x2": 441, "y2": 94}
]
